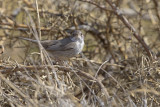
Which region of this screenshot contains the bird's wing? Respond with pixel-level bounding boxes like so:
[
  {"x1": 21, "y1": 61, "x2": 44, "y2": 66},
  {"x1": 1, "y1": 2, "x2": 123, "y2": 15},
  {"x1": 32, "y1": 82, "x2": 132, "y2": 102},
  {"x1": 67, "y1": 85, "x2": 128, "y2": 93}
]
[
  {"x1": 40, "y1": 40, "x2": 59, "y2": 48},
  {"x1": 19, "y1": 36, "x2": 76, "y2": 51},
  {"x1": 46, "y1": 42, "x2": 76, "y2": 52},
  {"x1": 45, "y1": 36, "x2": 75, "y2": 51}
]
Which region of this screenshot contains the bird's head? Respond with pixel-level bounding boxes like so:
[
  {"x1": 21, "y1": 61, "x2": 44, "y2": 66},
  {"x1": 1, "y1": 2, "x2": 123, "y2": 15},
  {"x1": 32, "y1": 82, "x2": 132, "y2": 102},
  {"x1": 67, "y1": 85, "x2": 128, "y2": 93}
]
[{"x1": 72, "y1": 30, "x2": 84, "y2": 41}]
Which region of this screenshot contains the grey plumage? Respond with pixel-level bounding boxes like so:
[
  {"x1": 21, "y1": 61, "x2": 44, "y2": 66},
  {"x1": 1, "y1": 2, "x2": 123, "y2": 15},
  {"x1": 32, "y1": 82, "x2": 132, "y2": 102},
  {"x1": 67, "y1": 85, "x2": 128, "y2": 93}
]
[{"x1": 19, "y1": 30, "x2": 84, "y2": 60}]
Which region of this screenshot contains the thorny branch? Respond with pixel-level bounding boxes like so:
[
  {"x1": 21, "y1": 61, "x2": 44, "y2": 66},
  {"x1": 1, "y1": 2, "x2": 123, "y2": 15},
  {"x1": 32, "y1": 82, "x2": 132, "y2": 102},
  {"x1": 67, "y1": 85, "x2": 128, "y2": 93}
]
[{"x1": 80, "y1": 0, "x2": 152, "y2": 58}]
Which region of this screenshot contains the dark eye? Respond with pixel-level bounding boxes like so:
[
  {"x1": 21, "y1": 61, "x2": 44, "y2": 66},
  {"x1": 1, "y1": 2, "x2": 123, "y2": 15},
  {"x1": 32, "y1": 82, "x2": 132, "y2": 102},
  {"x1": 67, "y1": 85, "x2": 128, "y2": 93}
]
[{"x1": 81, "y1": 34, "x2": 83, "y2": 37}]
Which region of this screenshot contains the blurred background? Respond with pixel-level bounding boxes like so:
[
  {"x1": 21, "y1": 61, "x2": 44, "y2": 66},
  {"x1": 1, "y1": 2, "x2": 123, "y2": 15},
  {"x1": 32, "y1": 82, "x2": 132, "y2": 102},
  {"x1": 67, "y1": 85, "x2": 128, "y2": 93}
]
[{"x1": 0, "y1": 0, "x2": 160, "y2": 106}]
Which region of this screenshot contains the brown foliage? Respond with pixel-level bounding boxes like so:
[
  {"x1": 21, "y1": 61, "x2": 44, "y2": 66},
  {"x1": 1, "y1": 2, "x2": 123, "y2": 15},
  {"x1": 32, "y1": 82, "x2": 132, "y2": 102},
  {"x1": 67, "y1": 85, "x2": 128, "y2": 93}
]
[{"x1": 0, "y1": 0, "x2": 160, "y2": 106}]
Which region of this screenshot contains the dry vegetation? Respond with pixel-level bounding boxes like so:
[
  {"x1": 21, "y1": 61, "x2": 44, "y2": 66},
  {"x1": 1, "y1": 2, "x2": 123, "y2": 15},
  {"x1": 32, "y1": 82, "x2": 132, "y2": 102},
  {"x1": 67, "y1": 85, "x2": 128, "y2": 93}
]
[{"x1": 0, "y1": 0, "x2": 160, "y2": 106}]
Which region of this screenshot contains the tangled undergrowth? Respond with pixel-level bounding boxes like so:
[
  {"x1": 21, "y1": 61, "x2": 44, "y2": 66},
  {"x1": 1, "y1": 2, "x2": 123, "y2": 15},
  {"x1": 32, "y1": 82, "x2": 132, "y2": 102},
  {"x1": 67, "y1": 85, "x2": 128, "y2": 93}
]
[{"x1": 0, "y1": 0, "x2": 160, "y2": 106}]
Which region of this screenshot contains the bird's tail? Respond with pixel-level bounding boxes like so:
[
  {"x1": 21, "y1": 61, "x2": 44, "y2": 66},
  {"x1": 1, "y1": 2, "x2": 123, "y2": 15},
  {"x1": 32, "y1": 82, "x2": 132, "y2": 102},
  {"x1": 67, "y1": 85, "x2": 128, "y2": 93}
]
[{"x1": 18, "y1": 37, "x2": 38, "y2": 43}]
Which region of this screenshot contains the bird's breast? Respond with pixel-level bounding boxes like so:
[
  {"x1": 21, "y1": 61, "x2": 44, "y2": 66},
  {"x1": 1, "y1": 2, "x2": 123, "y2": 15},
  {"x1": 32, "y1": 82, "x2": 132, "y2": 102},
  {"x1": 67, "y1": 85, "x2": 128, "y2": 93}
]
[{"x1": 76, "y1": 40, "x2": 84, "y2": 54}]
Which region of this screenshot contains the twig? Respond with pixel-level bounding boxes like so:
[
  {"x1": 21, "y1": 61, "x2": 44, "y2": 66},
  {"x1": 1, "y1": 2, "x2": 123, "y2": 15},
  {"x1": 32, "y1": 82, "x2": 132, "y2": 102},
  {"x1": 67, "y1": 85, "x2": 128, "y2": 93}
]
[
  {"x1": 0, "y1": 22, "x2": 51, "y2": 31},
  {"x1": 0, "y1": 64, "x2": 110, "y2": 99},
  {"x1": 105, "y1": 0, "x2": 152, "y2": 57},
  {"x1": 79, "y1": 0, "x2": 152, "y2": 58},
  {"x1": 0, "y1": 72, "x2": 37, "y2": 106},
  {"x1": 153, "y1": 0, "x2": 160, "y2": 22}
]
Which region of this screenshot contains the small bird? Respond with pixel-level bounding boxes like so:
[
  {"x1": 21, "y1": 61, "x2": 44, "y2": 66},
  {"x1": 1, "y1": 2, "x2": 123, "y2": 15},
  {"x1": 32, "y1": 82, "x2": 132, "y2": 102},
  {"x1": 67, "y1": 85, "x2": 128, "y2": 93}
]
[{"x1": 19, "y1": 30, "x2": 84, "y2": 61}]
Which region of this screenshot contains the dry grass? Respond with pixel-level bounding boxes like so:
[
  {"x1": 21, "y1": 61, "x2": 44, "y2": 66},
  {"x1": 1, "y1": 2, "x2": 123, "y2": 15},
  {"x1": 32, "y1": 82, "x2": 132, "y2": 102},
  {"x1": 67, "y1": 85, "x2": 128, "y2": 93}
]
[{"x1": 0, "y1": 0, "x2": 160, "y2": 106}]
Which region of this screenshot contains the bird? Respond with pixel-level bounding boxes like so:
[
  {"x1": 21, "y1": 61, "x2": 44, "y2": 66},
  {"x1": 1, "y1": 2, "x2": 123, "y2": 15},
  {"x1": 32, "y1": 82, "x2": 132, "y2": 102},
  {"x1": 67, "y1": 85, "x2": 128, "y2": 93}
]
[{"x1": 19, "y1": 30, "x2": 84, "y2": 61}]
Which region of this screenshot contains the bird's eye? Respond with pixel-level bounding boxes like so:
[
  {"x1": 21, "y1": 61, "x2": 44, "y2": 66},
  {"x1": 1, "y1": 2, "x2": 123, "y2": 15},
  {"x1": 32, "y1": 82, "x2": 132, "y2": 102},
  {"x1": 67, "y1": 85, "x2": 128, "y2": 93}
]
[{"x1": 81, "y1": 34, "x2": 83, "y2": 38}]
